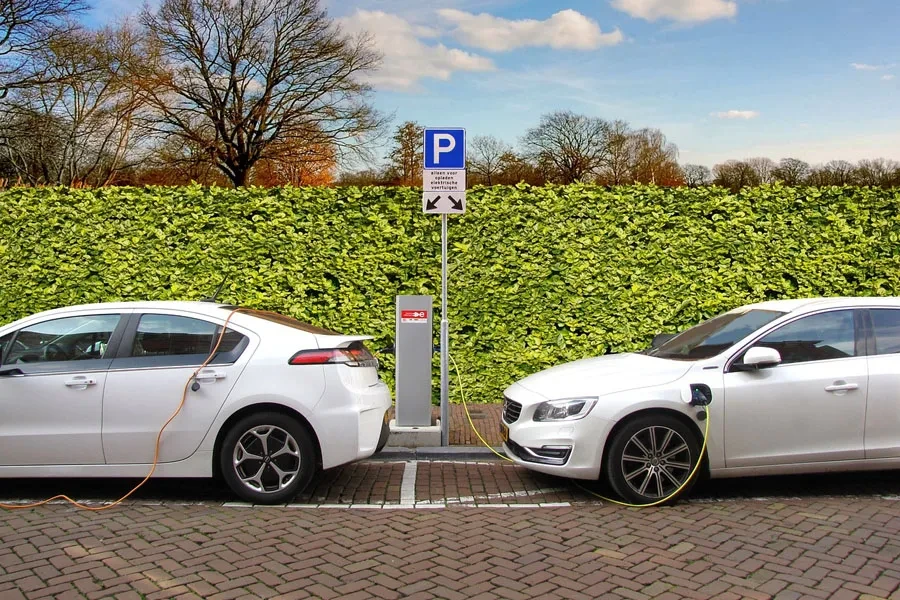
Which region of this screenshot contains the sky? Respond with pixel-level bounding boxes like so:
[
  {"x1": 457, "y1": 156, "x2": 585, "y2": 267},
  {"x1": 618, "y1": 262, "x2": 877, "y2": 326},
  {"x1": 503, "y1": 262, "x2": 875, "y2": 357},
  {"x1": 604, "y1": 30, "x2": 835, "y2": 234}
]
[{"x1": 84, "y1": 0, "x2": 900, "y2": 167}]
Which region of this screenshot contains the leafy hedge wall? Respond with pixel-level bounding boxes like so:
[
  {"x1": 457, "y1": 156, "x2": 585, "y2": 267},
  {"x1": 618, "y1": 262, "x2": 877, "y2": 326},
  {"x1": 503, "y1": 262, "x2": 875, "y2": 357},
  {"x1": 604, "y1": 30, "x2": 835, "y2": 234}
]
[{"x1": 2, "y1": 184, "x2": 900, "y2": 403}]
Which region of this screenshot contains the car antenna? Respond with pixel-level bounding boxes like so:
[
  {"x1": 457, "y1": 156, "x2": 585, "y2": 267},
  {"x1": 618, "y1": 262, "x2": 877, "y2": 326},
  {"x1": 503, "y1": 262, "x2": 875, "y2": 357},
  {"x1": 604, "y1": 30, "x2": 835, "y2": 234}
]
[{"x1": 201, "y1": 276, "x2": 228, "y2": 303}]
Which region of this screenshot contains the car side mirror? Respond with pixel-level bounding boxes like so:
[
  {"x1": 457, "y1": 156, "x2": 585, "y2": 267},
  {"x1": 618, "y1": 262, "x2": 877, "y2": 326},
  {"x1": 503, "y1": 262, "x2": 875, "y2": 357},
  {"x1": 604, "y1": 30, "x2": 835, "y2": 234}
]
[
  {"x1": 651, "y1": 333, "x2": 676, "y2": 348},
  {"x1": 737, "y1": 346, "x2": 782, "y2": 371}
]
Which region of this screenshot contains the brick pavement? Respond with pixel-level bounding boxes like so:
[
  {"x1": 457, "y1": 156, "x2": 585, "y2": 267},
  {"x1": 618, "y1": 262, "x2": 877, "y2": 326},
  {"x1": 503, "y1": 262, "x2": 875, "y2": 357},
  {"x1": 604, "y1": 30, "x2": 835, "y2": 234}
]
[
  {"x1": 3, "y1": 495, "x2": 900, "y2": 599},
  {"x1": 5, "y1": 403, "x2": 900, "y2": 598}
]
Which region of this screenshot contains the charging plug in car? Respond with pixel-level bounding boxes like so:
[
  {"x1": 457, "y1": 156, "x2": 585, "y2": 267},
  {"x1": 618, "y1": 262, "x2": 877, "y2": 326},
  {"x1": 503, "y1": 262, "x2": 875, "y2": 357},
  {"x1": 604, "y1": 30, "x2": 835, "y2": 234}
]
[
  {"x1": 689, "y1": 384, "x2": 712, "y2": 406},
  {"x1": 689, "y1": 384, "x2": 712, "y2": 421},
  {"x1": 191, "y1": 380, "x2": 201, "y2": 392}
]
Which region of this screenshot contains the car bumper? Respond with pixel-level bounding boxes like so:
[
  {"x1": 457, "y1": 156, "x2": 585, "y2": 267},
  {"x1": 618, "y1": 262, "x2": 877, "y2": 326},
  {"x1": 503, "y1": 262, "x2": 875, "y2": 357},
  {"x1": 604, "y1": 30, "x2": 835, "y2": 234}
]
[
  {"x1": 316, "y1": 379, "x2": 392, "y2": 469},
  {"x1": 502, "y1": 388, "x2": 613, "y2": 480}
]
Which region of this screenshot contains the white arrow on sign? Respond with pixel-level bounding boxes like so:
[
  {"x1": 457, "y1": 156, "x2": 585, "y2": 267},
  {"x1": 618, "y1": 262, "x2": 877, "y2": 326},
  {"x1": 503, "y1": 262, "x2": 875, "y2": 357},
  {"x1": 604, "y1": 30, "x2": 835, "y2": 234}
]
[{"x1": 423, "y1": 192, "x2": 465, "y2": 214}]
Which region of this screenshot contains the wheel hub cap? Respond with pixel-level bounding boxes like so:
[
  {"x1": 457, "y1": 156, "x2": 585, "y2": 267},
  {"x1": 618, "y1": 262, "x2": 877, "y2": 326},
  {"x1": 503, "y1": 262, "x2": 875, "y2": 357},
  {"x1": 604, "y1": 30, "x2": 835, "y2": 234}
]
[
  {"x1": 621, "y1": 425, "x2": 692, "y2": 500},
  {"x1": 233, "y1": 425, "x2": 302, "y2": 494}
]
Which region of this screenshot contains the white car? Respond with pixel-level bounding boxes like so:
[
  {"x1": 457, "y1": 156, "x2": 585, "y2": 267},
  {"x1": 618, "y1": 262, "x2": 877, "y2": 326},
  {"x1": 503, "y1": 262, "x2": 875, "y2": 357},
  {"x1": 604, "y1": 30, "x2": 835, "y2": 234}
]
[
  {"x1": 0, "y1": 302, "x2": 392, "y2": 504},
  {"x1": 502, "y1": 297, "x2": 900, "y2": 504}
]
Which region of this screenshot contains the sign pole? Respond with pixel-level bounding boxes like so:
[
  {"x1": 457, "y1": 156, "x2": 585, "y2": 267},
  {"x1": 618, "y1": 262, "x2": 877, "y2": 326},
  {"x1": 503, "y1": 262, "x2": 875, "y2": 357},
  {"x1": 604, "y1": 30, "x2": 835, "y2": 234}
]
[
  {"x1": 440, "y1": 214, "x2": 449, "y2": 446},
  {"x1": 422, "y1": 127, "x2": 465, "y2": 448}
]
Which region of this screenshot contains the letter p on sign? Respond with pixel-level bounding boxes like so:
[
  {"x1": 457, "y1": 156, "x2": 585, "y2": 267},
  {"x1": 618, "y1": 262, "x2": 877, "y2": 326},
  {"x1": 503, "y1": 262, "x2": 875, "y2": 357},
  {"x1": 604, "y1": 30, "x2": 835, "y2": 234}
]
[{"x1": 424, "y1": 128, "x2": 465, "y2": 170}]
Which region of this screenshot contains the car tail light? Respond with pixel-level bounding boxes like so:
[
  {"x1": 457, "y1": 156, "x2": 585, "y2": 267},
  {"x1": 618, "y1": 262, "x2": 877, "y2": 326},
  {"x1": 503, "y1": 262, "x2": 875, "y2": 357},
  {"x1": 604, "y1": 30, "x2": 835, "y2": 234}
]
[{"x1": 289, "y1": 342, "x2": 378, "y2": 368}]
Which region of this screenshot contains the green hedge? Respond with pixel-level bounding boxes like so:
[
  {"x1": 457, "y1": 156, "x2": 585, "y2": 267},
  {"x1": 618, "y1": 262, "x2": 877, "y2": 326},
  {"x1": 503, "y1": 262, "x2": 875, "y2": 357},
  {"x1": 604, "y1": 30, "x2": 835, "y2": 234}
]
[{"x1": 2, "y1": 184, "x2": 900, "y2": 403}]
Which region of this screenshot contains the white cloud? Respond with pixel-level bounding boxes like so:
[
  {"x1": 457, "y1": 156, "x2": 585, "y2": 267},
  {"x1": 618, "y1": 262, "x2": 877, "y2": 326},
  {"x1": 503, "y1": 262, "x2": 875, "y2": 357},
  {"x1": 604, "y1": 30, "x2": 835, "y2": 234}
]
[
  {"x1": 436, "y1": 9, "x2": 623, "y2": 52},
  {"x1": 337, "y1": 10, "x2": 495, "y2": 91},
  {"x1": 610, "y1": 0, "x2": 737, "y2": 23},
  {"x1": 711, "y1": 110, "x2": 760, "y2": 120},
  {"x1": 884, "y1": 75, "x2": 897, "y2": 81},
  {"x1": 851, "y1": 62, "x2": 896, "y2": 71}
]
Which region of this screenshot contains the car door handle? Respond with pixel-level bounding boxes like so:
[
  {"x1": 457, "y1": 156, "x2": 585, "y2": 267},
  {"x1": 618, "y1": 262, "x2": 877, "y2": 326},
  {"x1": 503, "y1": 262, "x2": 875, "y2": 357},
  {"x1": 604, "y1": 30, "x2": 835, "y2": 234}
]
[
  {"x1": 825, "y1": 382, "x2": 859, "y2": 393},
  {"x1": 195, "y1": 369, "x2": 226, "y2": 383},
  {"x1": 65, "y1": 377, "x2": 97, "y2": 389}
]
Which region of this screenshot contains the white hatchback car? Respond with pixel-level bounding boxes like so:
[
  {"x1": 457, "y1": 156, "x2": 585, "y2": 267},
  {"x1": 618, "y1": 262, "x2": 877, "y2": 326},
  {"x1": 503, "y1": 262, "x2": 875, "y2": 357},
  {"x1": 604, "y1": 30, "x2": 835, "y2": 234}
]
[
  {"x1": 502, "y1": 297, "x2": 900, "y2": 504},
  {"x1": 0, "y1": 302, "x2": 392, "y2": 504}
]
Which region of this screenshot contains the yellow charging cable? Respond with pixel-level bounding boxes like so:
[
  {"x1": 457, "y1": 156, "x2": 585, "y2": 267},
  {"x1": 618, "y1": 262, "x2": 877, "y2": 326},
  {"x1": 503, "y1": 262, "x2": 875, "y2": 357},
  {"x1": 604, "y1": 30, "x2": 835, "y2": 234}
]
[
  {"x1": 0, "y1": 307, "x2": 247, "y2": 512},
  {"x1": 451, "y1": 353, "x2": 711, "y2": 507},
  {"x1": 451, "y1": 354, "x2": 514, "y2": 462}
]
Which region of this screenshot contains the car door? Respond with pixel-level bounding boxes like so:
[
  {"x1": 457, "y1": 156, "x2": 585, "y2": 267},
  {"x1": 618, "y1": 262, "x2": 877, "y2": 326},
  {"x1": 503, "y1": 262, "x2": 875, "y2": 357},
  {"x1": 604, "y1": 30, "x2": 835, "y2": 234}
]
[
  {"x1": 863, "y1": 308, "x2": 900, "y2": 459},
  {"x1": 0, "y1": 312, "x2": 126, "y2": 466},
  {"x1": 722, "y1": 309, "x2": 867, "y2": 467},
  {"x1": 102, "y1": 311, "x2": 252, "y2": 464}
]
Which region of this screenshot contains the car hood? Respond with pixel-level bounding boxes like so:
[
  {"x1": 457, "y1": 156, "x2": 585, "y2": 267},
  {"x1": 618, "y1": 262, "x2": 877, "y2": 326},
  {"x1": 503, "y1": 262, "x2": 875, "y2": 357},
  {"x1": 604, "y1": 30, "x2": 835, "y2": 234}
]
[{"x1": 514, "y1": 353, "x2": 694, "y2": 400}]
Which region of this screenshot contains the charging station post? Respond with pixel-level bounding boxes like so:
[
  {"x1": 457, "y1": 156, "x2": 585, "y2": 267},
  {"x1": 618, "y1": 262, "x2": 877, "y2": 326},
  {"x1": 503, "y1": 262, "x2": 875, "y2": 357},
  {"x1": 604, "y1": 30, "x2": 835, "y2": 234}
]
[{"x1": 423, "y1": 127, "x2": 466, "y2": 446}]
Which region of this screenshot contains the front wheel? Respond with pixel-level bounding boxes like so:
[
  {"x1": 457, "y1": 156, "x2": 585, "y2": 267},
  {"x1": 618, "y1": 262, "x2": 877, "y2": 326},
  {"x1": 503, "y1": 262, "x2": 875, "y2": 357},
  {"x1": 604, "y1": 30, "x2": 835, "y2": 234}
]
[
  {"x1": 605, "y1": 414, "x2": 701, "y2": 505},
  {"x1": 220, "y1": 412, "x2": 316, "y2": 504}
]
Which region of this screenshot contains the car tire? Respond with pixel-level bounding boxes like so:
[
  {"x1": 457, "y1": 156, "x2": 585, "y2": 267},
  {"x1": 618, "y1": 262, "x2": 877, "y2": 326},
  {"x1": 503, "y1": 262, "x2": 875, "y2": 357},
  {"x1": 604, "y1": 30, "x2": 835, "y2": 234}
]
[
  {"x1": 220, "y1": 412, "x2": 316, "y2": 505},
  {"x1": 375, "y1": 419, "x2": 390, "y2": 454},
  {"x1": 605, "y1": 413, "x2": 701, "y2": 506}
]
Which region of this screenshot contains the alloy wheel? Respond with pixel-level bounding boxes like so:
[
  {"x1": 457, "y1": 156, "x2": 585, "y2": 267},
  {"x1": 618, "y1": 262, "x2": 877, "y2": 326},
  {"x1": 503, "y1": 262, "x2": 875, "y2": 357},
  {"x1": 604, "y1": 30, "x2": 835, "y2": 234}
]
[
  {"x1": 620, "y1": 425, "x2": 692, "y2": 500},
  {"x1": 232, "y1": 425, "x2": 302, "y2": 494}
]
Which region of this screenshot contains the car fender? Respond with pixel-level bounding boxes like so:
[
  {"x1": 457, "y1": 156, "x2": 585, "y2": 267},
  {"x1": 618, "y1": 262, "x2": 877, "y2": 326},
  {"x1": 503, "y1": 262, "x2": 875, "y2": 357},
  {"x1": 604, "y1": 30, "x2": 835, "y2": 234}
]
[
  {"x1": 595, "y1": 385, "x2": 725, "y2": 472},
  {"x1": 197, "y1": 393, "x2": 322, "y2": 455}
]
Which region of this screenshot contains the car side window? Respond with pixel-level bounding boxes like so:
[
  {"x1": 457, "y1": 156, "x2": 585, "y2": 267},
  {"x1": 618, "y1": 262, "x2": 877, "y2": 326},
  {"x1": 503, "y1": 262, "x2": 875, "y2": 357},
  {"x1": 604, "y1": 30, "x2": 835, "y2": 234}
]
[
  {"x1": 131, "y1": 314, "x2": 244, "y2": 358},
  {"x1": 3, "y1": 315, "x2": 121, "y2": 364},
  {"x1": 0, "y1": 332, "x2": 13, "y2": 364},
  {"x1": 752, "y1": 310, "x2": 857, "y2": 365},
  {"x1": 870, "y1": 309, "x2": 900, "y2": 355}
]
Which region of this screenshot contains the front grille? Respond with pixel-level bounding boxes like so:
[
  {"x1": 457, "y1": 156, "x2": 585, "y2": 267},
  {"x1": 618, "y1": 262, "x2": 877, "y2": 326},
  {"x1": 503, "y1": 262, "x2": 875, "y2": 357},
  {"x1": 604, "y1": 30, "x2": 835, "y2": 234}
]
[{"x1": 502, "y1": 397, "x2": 522, "y2": 423}]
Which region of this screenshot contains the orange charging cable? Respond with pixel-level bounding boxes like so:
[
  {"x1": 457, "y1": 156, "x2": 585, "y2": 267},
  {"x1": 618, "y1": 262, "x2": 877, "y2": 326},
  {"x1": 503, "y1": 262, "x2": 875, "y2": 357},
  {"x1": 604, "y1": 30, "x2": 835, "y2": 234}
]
[{"x1": 0, "y1": 307, "x2": 246, "y2": 512}]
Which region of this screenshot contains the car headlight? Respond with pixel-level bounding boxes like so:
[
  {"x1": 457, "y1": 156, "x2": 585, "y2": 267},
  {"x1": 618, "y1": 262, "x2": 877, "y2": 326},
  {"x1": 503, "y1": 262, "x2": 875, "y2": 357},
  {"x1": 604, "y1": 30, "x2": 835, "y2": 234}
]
[{"x1": 533, "y1": 397, "x2": 598, "y2": 422}]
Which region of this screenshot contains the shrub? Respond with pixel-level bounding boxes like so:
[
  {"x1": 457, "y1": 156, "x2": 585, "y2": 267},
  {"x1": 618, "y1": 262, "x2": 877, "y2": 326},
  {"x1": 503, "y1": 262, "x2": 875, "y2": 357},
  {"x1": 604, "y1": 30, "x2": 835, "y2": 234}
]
[{"x1": 2, "y1": 184, "x2": 899, "y2": 403}]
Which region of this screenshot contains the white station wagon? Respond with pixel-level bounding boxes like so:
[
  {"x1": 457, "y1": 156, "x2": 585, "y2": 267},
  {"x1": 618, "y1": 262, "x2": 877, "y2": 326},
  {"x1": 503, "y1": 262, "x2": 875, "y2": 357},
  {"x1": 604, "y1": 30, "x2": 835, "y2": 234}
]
[
  {"x1": 0, "y1": 302, "x2": 392, "y2": 504},
  {"x1": 502, "y1": 297, "x2": 900, "y2": 504}
]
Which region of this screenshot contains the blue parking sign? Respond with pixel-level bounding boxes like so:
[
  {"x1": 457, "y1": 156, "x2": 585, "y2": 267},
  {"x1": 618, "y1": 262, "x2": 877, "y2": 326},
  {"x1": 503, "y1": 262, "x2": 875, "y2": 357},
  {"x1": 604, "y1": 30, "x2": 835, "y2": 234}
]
[{"x1": 424, "y1": 128, "x2": 466, "y2": 170}]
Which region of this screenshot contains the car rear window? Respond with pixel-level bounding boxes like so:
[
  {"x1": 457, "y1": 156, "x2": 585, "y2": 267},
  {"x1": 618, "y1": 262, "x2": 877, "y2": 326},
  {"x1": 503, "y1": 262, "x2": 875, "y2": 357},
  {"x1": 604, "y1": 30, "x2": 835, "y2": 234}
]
[
  {"x1": 228, "y1": 308, "x2": 340, "y2": 335},
  {"x1": 871, "y1": 309, "x2": 900, "y2": 355}
]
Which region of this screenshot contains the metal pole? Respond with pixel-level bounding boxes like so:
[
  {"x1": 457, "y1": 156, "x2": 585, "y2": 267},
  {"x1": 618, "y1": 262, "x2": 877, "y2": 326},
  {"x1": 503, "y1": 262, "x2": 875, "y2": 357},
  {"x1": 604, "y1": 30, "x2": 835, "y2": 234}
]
[{"x1": 440, "y1": 213, "x2": 449, "y2": 446}]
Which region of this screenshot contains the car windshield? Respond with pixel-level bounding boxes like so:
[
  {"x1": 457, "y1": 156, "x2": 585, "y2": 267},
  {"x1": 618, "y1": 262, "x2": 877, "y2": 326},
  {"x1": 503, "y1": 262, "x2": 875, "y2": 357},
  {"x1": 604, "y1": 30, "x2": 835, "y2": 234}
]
[{"x1": 647, "y1": 308, "x2": 785, "y2": 361}]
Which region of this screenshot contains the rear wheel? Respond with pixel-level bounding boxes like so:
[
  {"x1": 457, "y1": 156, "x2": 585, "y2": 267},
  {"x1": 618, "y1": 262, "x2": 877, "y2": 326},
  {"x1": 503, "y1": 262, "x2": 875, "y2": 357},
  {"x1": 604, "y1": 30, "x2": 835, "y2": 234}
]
[
  {"x1": 605, "y1": 414, "x2": 701, "y2": 505},
  {"x1": 220, "y1": 412, "x2": 316, "y2": 504}
]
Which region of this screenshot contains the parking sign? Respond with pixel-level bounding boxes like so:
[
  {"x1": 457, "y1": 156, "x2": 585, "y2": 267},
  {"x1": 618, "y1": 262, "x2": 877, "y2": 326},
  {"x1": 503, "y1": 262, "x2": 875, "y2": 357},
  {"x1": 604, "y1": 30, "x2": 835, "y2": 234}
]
[{"x1": 424, "y1": 128, "x2": 465, "y2": 170}]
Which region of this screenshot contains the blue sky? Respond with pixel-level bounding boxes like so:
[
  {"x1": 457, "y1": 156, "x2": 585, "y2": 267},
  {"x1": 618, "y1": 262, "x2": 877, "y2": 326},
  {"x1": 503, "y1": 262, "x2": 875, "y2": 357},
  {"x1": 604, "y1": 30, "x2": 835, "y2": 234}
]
[{"x1": 86, "y1": 0, "x2": 899, "y2": 167}]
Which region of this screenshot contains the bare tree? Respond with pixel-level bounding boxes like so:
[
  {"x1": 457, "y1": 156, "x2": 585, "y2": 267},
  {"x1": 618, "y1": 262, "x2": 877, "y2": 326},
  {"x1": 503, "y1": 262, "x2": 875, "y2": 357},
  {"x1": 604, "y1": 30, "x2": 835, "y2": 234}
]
[
  {"x1": 467, "y1": 135, "x2": 510, "y2": 186},
  {"x1": 772, "y1": 158, "x2": 810, "y2": 186},
  {"x1": 599, "y1": 119, "x2": 632, "y2": 185},
  {"x1": 521, "y1": 110, "x2": 610, "y2": 184},
  {"x1": 384, "y1": 120, "x2": 422, "y2": 186},
  {"x1": 628, "y1": 128, "x2": 681, "y2": 185},
  {"x1": 854, "y1": 158, "x2": 900, "y2": 187},
  {"x1": 823, "y1": 160, "x2": 855, "y2": 185},
  {"x1": 139, "y1": 0, "x2": 384, "y2": 187},
  {"x1": 713, "y1": 160, "x2": 761, "y2": 192},
  {"x1": 746, "y1": 157, "x2": 776, "y2": 184},
  {"x1": 495, "y1": 150, "x2": 545, "y2": 185},
  {"x1": 681, "y1": 164, "x2": 711, "y2": 188},
  {"x1": 0, "y1": 23, "x2": 148, "y2": 185},
  {"x1": 0, "y1": 0, "x2": 87, "y2": 98}
]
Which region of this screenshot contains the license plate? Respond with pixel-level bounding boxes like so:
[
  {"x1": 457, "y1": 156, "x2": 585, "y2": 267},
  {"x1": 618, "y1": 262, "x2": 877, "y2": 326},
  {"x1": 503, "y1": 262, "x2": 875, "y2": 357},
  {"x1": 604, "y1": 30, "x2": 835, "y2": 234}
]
[{"x1": 500, "y1": 423, "x2": 509, "y2": 443}]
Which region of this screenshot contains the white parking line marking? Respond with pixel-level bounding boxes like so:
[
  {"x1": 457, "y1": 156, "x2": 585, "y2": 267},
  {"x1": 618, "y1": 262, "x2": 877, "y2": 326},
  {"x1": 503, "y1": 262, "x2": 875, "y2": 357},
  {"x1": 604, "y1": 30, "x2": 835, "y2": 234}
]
[
  {"x1": 401, "y1": 460, "x2": 417, "y2": 505},
  {"x1": 441, "y1": 487, "x2": 569, "y2": 504}
]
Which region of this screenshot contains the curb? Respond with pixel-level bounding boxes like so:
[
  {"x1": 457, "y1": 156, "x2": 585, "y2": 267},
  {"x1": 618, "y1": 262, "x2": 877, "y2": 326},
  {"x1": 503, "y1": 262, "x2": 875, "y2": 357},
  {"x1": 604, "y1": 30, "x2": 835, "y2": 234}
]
[{"x1": 373, "y1": 446, "x2": 508, "y2": 461}]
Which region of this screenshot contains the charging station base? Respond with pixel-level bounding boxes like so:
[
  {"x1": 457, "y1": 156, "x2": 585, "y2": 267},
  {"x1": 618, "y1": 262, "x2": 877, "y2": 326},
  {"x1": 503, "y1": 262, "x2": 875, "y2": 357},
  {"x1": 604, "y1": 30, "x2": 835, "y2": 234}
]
[{"x1": 387, "y1": 419, "x2": 442, "y2": 447}]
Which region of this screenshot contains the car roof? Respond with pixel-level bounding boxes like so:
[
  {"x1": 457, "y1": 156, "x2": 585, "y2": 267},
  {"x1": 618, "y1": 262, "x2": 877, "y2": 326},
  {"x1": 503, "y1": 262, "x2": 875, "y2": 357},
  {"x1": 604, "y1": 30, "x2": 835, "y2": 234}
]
[
  {"x1": 741, "y1": 296, "x2": 900, "y2": 314},
  {"x1": 24, "y1": 301, "x2": 232, "y2": 319}
]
